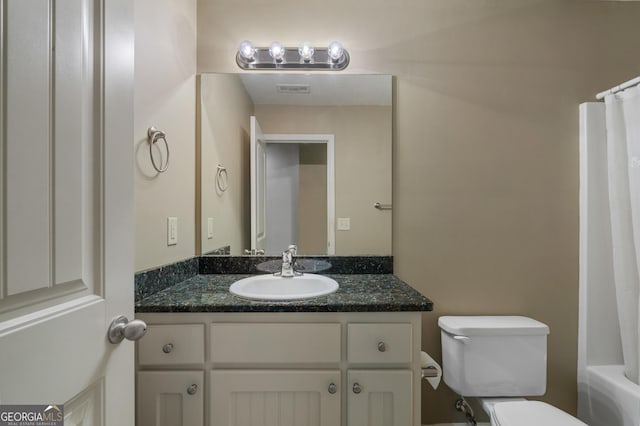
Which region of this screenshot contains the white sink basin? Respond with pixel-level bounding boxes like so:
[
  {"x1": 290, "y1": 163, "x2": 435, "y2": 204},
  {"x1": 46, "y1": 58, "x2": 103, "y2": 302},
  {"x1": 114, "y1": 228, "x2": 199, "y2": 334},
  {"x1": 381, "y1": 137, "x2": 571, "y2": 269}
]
[{"x1": 229, "y1": 274, "x2": 339, "y2": 301}]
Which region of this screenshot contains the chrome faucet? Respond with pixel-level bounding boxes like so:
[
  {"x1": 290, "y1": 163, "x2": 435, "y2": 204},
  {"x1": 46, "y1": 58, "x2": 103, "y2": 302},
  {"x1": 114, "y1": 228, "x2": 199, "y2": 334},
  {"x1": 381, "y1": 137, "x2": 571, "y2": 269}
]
[{"x1": 280, "y1": 245, "x2": 298, "y2": 277}]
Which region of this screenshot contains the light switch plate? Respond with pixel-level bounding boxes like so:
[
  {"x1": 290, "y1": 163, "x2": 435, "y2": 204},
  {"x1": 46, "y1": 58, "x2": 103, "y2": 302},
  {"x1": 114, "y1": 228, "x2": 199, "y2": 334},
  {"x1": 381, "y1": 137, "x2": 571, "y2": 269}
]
[
  {"x1": 167, "y1": 217, "x2": 178, "y2": 245},
  {"x1": 207, "y1": 217, "x2": 214, "y2": 239},
  {"x1": 337, "y1": 217, "x2": 351, "y2": 231}
]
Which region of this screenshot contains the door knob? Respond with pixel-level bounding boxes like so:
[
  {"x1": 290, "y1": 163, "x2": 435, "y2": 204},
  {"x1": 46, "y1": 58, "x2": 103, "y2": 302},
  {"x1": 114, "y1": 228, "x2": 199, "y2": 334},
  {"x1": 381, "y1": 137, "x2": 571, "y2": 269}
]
[
  {"x1": 108, "y1": 315, "x2": 147, "y2": 344},
  {"x1": 352, "y1": 383, "x2": 362, "y2": 394},
  {"x1": 187, "y1": 384, "x2": 198, "y2": 395}
]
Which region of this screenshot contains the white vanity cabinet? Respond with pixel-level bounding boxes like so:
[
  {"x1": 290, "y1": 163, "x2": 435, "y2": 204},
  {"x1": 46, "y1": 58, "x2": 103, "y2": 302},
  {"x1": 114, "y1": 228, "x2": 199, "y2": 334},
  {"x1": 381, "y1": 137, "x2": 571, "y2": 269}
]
[
  {"x1": 208, "y1": 322, "x2": 342, "y2": 426},
  {"x1": 346, "y1": 323, "x2": 415, "y2": 426},
  {"x1": 136, "y1": 324, "x2": 206, "y2": 426},
  {"x1": 136, "y1": 312, "x2": 422, "y2": 426}
]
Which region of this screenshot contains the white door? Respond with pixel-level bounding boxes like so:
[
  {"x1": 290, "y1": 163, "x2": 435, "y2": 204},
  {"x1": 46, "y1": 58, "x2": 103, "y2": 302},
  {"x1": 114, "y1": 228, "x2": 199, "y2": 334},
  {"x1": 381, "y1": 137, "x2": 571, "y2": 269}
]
[
  {"x1": 0, "y1": 1, "x2": 135, "y2": 425},
  {"x1": 250, "y1": 116, "x2": 267, "y2": 253}
]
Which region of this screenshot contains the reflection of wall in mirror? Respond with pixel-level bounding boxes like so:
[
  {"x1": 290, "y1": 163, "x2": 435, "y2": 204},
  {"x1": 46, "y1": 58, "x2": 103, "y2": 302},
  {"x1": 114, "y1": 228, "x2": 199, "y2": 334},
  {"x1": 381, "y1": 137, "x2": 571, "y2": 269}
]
[
  {"x1": 256, "y1": 104, "x2": 392, "y2": 255},
  {"x1": 199, "y1": 74, "x2": 253, "y2": 255},
  {"x1": 299, "y1": 144, "x2": 328, "y2": 255},
  {"x1": 264, "y1": 143, "x2": 328, "y2": 256}
]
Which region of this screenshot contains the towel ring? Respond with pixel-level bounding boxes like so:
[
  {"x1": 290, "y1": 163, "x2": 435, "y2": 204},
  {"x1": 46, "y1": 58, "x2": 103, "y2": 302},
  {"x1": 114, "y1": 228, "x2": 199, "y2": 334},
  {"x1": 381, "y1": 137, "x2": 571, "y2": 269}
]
[
  {"x1": 216, "y1": 164, "x2": 229, "y2": 192},
  {"x1": 147, "y1": 127, "x2": 170, "y2": 173}
]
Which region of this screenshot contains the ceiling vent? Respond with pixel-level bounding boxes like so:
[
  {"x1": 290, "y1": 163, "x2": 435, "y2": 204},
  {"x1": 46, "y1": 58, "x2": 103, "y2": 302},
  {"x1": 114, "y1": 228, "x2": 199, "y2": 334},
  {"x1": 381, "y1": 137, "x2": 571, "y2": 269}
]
[{"x1": 276, "y1": 84, "x2": 311, "y2": 94}]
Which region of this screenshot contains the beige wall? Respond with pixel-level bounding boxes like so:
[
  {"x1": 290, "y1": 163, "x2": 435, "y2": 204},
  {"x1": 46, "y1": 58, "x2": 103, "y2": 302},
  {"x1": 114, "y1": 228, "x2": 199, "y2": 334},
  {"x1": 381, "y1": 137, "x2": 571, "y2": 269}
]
[
  {"x1": 134, "y1": 0, "x2": 197, "y2": 271},
  {"x1": 299, "y1": 145, "x2": 328, "y2": 255},
  {"x1": 199, "y1": 74, "x2": 254, "y2": 255},
  {"x1": 256, "y1": 105, "x2": 393, "y2": 255},
  {"x1": 197, "y1": 0, "x2": 640, "y2": 423}
]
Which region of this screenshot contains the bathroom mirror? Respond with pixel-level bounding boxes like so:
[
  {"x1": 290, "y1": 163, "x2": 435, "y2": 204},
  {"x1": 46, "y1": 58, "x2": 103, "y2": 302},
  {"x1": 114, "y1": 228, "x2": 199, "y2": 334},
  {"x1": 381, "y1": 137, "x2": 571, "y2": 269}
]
[{"x1": 197, "y1": 73, "x2": 392, "y2": 256}]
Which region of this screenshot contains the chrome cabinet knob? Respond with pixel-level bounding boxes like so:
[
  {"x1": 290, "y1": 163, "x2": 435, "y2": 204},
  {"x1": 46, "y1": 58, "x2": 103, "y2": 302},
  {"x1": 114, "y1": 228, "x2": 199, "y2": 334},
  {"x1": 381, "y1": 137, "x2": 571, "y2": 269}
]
[
  {"x1": 377, "y1": 341, "x2": 387, "y2": 352},
  {"x1": 328, "y1": 383, "x2": 337, "y2": 394},
  {"x1": 352, "y1": 383, "x2": 362, "y2": 394},
  {"x1": 162, "y1": 343, "x2": 174, "y2": 353},
  {"x1": 187, "y1": 384, "x2": 198, "y2": 395},
  {"x1": 107, "y1": 316, "x2": 147, "y2": 344}
]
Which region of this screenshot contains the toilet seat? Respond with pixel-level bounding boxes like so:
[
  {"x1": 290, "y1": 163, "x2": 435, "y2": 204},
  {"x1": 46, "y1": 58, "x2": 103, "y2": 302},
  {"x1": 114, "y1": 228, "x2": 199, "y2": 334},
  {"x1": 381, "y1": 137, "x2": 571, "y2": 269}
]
[{"x1": 493, "y1": 401, "x2": 587, "y2": 426}]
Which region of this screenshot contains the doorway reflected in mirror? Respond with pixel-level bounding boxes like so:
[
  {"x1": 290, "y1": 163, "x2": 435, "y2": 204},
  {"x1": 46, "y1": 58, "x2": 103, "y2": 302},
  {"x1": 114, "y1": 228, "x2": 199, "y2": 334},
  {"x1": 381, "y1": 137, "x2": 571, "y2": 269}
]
[{"x1": 197, "y1": 73, "x2": 392, "y2": 256}]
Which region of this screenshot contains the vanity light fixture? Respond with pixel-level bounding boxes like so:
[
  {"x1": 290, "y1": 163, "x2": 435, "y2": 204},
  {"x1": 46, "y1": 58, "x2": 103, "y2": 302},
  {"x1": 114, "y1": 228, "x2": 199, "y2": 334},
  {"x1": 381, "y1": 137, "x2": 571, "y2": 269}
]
[{"x1": 236, "y1": 40, "x2": 349, "y2": 70}]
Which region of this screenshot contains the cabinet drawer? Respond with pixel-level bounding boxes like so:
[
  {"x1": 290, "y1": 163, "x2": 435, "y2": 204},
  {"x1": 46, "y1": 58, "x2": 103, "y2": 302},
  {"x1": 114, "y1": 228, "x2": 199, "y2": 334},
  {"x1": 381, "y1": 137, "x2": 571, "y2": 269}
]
[
  {"x1": 211, "y1": 323, "x2": 341, "y2": 365},
  {"x1": 348, "y1": 323, "x2": 412, "y2": 364},
  {"x1": 138, "y1": 324, "x2": 205, "y2": 366}
]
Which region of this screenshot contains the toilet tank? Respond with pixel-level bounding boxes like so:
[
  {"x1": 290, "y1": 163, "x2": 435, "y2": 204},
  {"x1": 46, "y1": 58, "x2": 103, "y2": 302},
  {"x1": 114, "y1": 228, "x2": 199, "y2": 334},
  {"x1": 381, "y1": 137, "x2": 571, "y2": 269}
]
[{"x1": 438, "y1": 316, "x2": 549, "y2": 397}]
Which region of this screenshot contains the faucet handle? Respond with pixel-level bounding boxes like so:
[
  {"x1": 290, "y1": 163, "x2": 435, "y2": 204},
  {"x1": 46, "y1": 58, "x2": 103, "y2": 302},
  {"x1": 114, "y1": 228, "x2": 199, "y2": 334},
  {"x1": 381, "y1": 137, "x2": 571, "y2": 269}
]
[{"x1": 287, "y1": 245, "x2": 297, "y2": 255}]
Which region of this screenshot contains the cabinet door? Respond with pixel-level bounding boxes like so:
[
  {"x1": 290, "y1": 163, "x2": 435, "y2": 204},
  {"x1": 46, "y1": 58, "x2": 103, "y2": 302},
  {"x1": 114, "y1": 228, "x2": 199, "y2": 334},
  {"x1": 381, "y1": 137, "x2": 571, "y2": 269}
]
[
  {"x1": 211, "y1": 370, "x2": 341, "y2": 426},
  {"x1": 347, "y1": 370, "x2": 413, "y2": 426},
  {"x1": 137, "y1": 371, "x2": 204, "y2": 426}
]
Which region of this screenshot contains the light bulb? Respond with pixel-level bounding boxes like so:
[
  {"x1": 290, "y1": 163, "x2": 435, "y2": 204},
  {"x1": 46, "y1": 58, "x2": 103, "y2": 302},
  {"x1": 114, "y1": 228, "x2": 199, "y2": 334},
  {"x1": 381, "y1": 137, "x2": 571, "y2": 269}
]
[
  {"x1": 238, "y1": 40, "x2": 256, "y2": 61},
  {"x1": 327, "y1": 41, "x2": 344, "y2": 62},
  {"x1": 269, "y1": 41, "x2": 286, "y2": 62},
  {"x1": 298, "y1": 42, "x2": 314, "y2": 62}
]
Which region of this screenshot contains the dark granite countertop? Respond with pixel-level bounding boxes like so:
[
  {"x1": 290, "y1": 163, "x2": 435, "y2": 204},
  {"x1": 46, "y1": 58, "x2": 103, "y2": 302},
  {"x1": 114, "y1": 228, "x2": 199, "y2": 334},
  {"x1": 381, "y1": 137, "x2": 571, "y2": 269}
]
[{"x1": 135, "y1": 274, "x2": 433, "y2": 313}]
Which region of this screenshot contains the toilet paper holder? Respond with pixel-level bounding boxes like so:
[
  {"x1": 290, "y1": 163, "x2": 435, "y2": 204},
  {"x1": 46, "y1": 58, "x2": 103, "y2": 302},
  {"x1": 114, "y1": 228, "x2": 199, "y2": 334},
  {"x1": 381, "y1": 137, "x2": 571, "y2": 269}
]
[
  {"x1": 421, "y1": 365, "x2": 439, "y2": 378},
  {"x1": 420, "y1": 351, "x2": 442, "y2": 390}
]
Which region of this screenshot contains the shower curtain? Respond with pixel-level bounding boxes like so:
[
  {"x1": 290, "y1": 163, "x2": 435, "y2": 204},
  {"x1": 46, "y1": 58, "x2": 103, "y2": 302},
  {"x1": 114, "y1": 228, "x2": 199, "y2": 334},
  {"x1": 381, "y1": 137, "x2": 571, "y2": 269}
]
[{"x1": 605, "y1": 85, "x2": 640, "y2": 385}]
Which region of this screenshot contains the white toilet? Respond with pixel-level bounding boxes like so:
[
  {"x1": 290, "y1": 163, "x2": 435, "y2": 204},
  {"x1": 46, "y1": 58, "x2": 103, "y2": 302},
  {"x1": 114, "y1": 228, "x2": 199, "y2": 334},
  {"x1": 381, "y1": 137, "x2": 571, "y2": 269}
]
[{"x1": 438, "y1": 316, "x2": 587, "y2": 426}]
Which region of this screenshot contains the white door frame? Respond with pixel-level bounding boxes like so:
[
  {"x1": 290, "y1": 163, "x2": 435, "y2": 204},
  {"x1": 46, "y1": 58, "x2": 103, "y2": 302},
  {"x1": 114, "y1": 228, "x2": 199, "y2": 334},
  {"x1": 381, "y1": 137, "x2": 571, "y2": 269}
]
[
  {"x1": 263, "y1": 134, "x2": 335, "y2": 255},
  {"x1": 250, "y1": 117, "x2": 268, "y2": 253}
]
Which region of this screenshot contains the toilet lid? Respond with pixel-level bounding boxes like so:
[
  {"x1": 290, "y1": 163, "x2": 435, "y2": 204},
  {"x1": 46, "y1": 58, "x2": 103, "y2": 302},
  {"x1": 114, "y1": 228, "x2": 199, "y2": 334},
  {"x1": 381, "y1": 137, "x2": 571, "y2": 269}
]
[{"x1": 493, "y1": 401, "x2": 587, "y2": 426}]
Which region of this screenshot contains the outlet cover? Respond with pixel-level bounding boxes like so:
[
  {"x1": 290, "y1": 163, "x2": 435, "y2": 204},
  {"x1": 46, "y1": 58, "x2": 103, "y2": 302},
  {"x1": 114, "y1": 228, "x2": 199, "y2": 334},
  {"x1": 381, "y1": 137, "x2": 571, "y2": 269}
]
[
  {"x1": 207, "y1": 217, "x2": 214, "y2": 239},
  {"x1": 337, "y1": 217, "x2": 351, "y2": 231}
]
